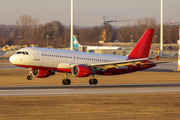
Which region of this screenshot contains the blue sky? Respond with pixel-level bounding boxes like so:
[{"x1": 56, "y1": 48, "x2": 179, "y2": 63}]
[{"x1": 0, "y1": 0, "x2": 180, "y2": 26}]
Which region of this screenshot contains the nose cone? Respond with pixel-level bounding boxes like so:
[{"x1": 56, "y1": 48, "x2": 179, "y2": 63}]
[{"x1": 9, "y1": 55, "x2": 17, "y2": 64}]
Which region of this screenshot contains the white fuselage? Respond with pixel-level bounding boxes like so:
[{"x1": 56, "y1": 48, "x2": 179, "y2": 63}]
[{"x1": 9, "y1": 47, "x2": 128, "y2": 70}]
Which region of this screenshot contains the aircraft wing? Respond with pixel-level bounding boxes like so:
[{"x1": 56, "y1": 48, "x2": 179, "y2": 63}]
[
  {"x1": 58, "y1": 58, "x2": 170, "y2": 70},
  {"x1": 86, "y1": 58, "x2": 170, "y2": 70},
  {"x1": 84, "y1": 58, "x2": 149, "y2": 70},
  {"x1": 58, "y1": 58, "x2": 148, "y2": 69}
]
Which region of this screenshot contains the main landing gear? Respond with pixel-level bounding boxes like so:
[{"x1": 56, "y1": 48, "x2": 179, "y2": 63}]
[
  {"x1": 27, "y1": 70, "x2": 33, "y2": 80},
  {"x1": 89, "y1": 74, "x2": 98, "y2": 85},
  {"x1": 61, "y1": 73, "x2": 98, "y2": 85},
  {"x1": 62, "y1": 73, "x2": 71, "y2": 85},
  {"x1": 89, "y1": 78, "x2": 98, "y2": 85}
]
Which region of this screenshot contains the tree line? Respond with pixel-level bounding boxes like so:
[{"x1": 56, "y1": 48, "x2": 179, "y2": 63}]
[{"x1": 0, "y1": 14, "x2": 179, "y2": 48}]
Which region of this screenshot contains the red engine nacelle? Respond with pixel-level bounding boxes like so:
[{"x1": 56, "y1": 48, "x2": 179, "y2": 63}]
[
  {"x1": 72, "y1": 65, "x2": 91, "y2": 77},
  {"x1": 32, "y1": 69, "x2": 51, "y2": 78}
]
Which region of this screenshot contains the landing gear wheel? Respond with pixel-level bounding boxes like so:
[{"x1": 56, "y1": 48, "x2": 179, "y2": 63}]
[
  {"x1": 62, "y1": 79, "x2": 67, "y2": 85},
  {"x1": 89, "y1": 79, "x2": 93, "y2": 85},
  {"x1": 62, "y1": 79, "x2": 71, "y2": 85},
  {"x1": 27, "y1": 68, "x2": 33, "y2": 80},
  {"x1": 93, "y1": 79, "x2": 98, "y2": 85},
  {"x1": 27, "y1": 76, "x2": 32, "y2": 80},
  {"x1": 62, "y1": 73, "x2": 71, "y2": 85},
  {"x1": 89, "y1": 78, "x2": 98, "y2": 85},
  {"x1": 66, "y1": 79, "x2": 71, "y2": 85}
]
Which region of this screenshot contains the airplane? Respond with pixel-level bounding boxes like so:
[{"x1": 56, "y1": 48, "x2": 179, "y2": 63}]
[
  {"x1": 9, "y1": 28, "x2": 167, "y2": 85},
  {"x1": 73, "y1": 35, "x2": 121, "y2": 51}
]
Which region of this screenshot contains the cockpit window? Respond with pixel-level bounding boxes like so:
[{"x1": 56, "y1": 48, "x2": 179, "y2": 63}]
[
  {"x1": 16, "y1": 52, "x2": 22, "y2": 54},
  {"x1": 16, "y1": 51, "x2": 29, "y2": 55}
]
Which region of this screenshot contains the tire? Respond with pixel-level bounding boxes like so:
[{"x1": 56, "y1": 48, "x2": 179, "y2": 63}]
[
  {"x1": 27, "y1": 76, "x2": 32, "y2": 80},
  {"x1": 66, "y1": 79, "x2": 71, "y2": 85},
  {"x1": 62, "y1": 79, "x2": 66, "y2": 85},
  {"x1": 29, "y1": 76, "x2": 32, "y2": 80},
  {"x1": 93, "y1": 79, "x2": 98, "y2": 85},
  {"x1": 89, "y1": 79, "x2": 93, "y2": 85}
]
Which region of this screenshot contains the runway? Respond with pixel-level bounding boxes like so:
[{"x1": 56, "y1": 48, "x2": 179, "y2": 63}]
[
  {"x1": 0, "y1": 83, "x2": 180, "y2": 96},
  {"x1": 0, "y1": 60, "x2": 179, "y2": 96}
]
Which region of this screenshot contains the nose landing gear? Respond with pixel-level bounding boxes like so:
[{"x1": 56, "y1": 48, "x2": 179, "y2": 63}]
[
  {"x1": 27, "y1": 69, "x2": 32, "y2": 80},
  {"x1": 27, "y1": 75, "x2": 32, "y2": 80}
]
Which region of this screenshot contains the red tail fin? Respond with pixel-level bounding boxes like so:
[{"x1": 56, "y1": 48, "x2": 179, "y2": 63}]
[{"x1": 128, "y1": 28, "x2": 154, "y2": 59}]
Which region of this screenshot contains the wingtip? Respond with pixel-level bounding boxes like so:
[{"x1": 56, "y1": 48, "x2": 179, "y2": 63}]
[{"x1": 155, "y1": 55, "x2": 160, "y2": 61}]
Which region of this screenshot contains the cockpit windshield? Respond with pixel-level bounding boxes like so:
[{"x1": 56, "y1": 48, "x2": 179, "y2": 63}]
[
  {"x1": 16, "y1": 51, "x2": 29, "y2": 55},
  {"x1": 16, "y1": 52, "x2": 22, "y2": 54}
]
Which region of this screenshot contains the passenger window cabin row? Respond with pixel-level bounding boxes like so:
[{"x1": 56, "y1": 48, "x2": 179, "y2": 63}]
[
  {"x1": 41, "y1": 54, "x2": 72, "y2": 59},
  {"x1": 41, "y1": 53, "x2": 113, "y2": 62}
]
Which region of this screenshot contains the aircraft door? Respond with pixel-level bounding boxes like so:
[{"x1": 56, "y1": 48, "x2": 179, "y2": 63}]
[{"x1": 34, "y1": 49, "x2": 40, "y2": 61}]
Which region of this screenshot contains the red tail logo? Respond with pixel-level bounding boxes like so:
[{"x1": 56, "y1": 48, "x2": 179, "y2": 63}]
[{"x1": 128, "y1": 28, "x2": 154, "y2": 59}]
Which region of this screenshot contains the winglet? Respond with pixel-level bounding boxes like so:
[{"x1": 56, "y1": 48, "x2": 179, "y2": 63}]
[
  {"x1": 128, "y1": 28, "x2": 155, "y2": 59},
  {"x1": 155, "y1": 55, "x2": 160, "y2": 61}
]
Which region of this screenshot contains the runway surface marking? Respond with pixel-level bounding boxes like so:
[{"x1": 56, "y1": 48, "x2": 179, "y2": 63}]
[{"x1": 0, "y1": 89, "x2": 73, "y2": 91}]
